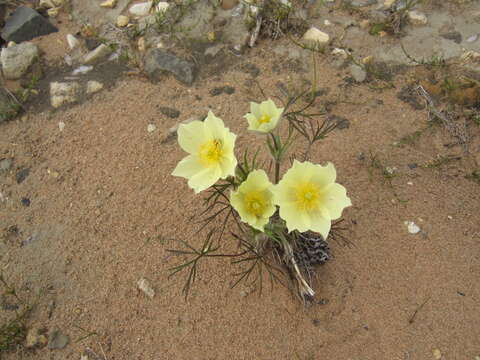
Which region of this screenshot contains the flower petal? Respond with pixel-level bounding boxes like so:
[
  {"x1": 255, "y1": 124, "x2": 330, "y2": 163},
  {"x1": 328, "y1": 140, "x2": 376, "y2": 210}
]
[
  {"x1": 177, "y1": 121, "x2": 207, "y2": 154},
  {"x1": 171, "y1": 155, "x2": 204, "y2": 178},
  {"x1": 280, "y1": 203, "x2": 311, "y2": 232},
  {"x1": 311, "y1": 162, "x2": 336, "y2": 188},
  {"x1": 204, "y1": 111, "x2": 228, "y2": 140},
  {"x1": 187, "y1": 165, "x2": 222, "y2": 193},
  {"x1": 250, "y1": 102, "x2": 261, "y2": 119},
  {"x1": 321, "y1": 183, "x2": 352, "y2": 220},
  {"x1": 308, "y1": 210, "x2": 332, "y2": 239}
]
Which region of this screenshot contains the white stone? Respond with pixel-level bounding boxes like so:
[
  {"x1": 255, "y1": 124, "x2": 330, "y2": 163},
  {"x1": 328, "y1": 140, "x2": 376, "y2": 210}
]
[
  {"x1": 47, "y1": 7, "x2": 59, "y2": 17},
  {"x1": 7, "y1": 41, "x2": 16, "y2": 47},
  {"x1": 58, "y1": 121, "x2": 65, "y2": 131},
  {"x1": 466, "y1": 34, "x2": 478, "y2": 43},
  {"x1": 331, "y1": 47, "x2": 348, "y2": 58},
  {"x1": 116, "y1": 15, "x2": 129, "y2": 27},
  {"x1": 66, "y1": 34, "x2": 80, "y2": 50},
  {"x1": 82, "y1": 44, "x2": 111, "y2": 64},
  {"x1": 383, "y1": 0, "x2": 395, "y2": 7},
  {"x1": 86, "y1": 81, "x2": 104, "y2": 94},
  {"x1": 155, "y1": 2, "x2": 170, "y2": 13},
  {"x1": 72, "y1": 65, "x2": 93, "y2": 75},
  {"x1": 129, "y1": 2, "x2": 153, "y2": 17},
  {"x1": 100, "y1": 0, "x2": 116, "y2": 8},
  {"x1": 137, "y1": 278, "x2": 155, "y2": 298},
  {"x1": 324, "y1": 19, "x2": 331, "y2": 26},
  {"x1": 408, "y1": 10, "x2": 427, "y2": 25},
  {"x1": 50, "y1": 82, "x2": 80, "y2": 108},
  {"x1": 1, "y1": 43, "x2": 39, "y2": 80},
  {"x1": 39, "y1": 0, "x2": 55, "y2": 8},
  {"x1": 405, "y1": 221, "x2": 421, "y2": 234},
  {"x1": 147, "y1": 124, "x2": 157, "y2": 133},
  {"x1": 302, "y1": 27, "x2": 330, "y2": 48},
  {"x1": 138, "y1": 37, "x2": 146, "y2": 52}
]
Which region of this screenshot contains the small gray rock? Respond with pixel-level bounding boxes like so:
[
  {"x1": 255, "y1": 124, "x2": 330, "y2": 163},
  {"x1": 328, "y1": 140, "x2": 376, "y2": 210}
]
[
  {"x1": 16, "y1": 168, "x2": 30, "y2": 184},
  {"x1": 349, "y1": 64, "x2": 367, "y2": 83},
  {"x1": 350, "y1": 0, "x2": 377, "y2": 7},
  {"x1": 50, "y1": 82, "x2": 81, "y2": 108},
  {"x1": 0, "y1": 158, "x2": 12, "y2": 172},
  {"x1": 145, "y1": 49, "x2": 197, "y2": 85},
  {"x1": 48, "y1": 329, "x2": 69, "y2": 350},
  {"x1": 440, "y1": 31, "x2": 462, "y2": 44},
  {"x1": 1, "y1": 43, "x2": 39, "y2": 80},
  {"x1": 1, "y1": 7, "x2": 58, "y2": 43},
  {"x1": 159, "y1": 106, "x2": 180, "y2": 118}
]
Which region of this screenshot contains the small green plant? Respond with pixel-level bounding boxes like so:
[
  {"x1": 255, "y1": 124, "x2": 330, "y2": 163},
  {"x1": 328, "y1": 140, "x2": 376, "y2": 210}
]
[{"x1": 0, "y1": 273, "x2": 31, "y2": 353}]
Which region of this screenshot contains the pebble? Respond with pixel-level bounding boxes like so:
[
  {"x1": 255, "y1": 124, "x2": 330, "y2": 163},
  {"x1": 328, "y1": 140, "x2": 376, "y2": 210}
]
[
  {"x1": 349, "y1": 64, "x2": 367, "y2": 82},
  {"x1": 40, "y1": 0, "x2": 55, "y2": 8},
  {"x1": 138, "y1": 37, "x2": 146, "y2": 52},
  {"x1": 50, "y1": 81, "x2": 80, "y2": 108},
  {"x1": 0, "y1": 158, "x2": 12, "y2": 172},
  {"x1": 16, "y1": 168, "x2": 30, "y2": 184},
  {"x1": 129, "y1": 2, "x2": 153, "y2": 17},
  {"x1": 466, "y1": 34, "x2": 478, "y2": 43},
  {"x1": 116, "y1": 15, "x2": 129, "y2": 27},
  {"x1": 332, "y1": 48, "x2": 349, "y2": 58},
  {"x1": 383, "y1": 0, "x2": 395, "y2": 7},
  {"x1": 66, "y1": 34, "x2": 80, "y2": 50},
  {"x1": 58, "y1": 121, "x2": 65, "y2": 131},
  {"x1": 47, "y1": 8, "x2": 59, "y2": 17},
  {"x1": 221, "y1": 0, "x2": 238, "y2": 10},
  {"x1": 100, "y1": 0, "x2": 116, "y2": 8},
  {"x1": 408, "y1": 11, "x2": 428, "y2": 25},
  {"x1": 72, "y1": 65, "x2": 93, "y2": 75},
  {"x1": 433, "y1": 349, "x2": 442, "y2": 360},
  {"x1": 25, "y1": 327, "x2": 48, "y2": 349},
  {"x1": 147, "y1": 124, "x2": 157, "y2": 133},
  {"x1": 302, "y1": 27, "x2": 330, "y2": 48},
  {"x1": 21, "y1": 198, "x2": 30, "y2": 207},
  {"x1": 405, "y1": 221, "x2": 421, "y2": 234},
  {"x1": 86, "y1": 81, "x2": 104, "y2": 94},
  {"x1": 159, "y1": 106, "x2": 180, "y2": 118},
  {"x1": 324, "y1": 19, "x2": 332, "y2": 26},
  {"x1": 137, "y1": 278, "x2": 155, "y2": 298},
  {"x1": 155, "y1": 2, "x2": 169, "y2": 12},
  {"x1": 1, "y1": 42, "x2": 39, "y2": 80},
  {"x1": 48, "y1": 329, "x2": 69, "y2": 350},
  {"x1": 82, "y1": 44, "x2": 111, "y2": 64}
]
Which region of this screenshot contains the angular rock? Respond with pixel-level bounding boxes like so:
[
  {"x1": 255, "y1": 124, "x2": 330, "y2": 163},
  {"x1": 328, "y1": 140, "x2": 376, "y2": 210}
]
[
  {"x1": 1, "y1": 43, "x2": 38, "y2": 80},
  {"x1": 349, "y1": 64, "x2": 367, "y2": 82},
  {"x1": 137, "y1": 278, "x2": 155, "y2": 298},
  {"x1": 116, "y1": 15, "x2": 129, "y2": 27},
  {"x1": 86, "y1": 81, "x2": 104, "y2": 94},
  {"x1": 26, "y1": 327, "x2": 48, "y2": 349},
  {"x1": 0, "y1": 158, "x2": 12, "y2": 172},
  {"x1": 408, "y1": 11, "x2": 427, "y2": 25},
  {"x1": 48, "y1": 329, "x2": 69, "y2": 350},
  {"x1": 440, "y1": 31, "x2": 462, "y2": 44},
  {"x1": 129, "y1": 2, "x2": 152, "y2": 17},
  {"x1": 302, "y1": 27, "x2": 330, "y2": 48},
  {"x1": 16, "y1": 168, "x2": 30, "y2": 184},
  {"x1": 144, "y1": 49, "x2": 197, "y2": 85},
  {"x1": 100, "y1": 0, "x2": 117, "y2": 8},
  {"x1": 66, "y1": 34, "x2": 80, "y2": 50},
  {"x1": 50, "y1": 82, "x2": 81, "y2": 108},
  {"x1": 82, "y1": 44, "x2": 112, "y2": 64},
  {"x1": 1, "y1": 7, "x2": 58, "y2": 43},
  {"x1": 350, "y1": 0, "x2": 377, "y2": 7}
]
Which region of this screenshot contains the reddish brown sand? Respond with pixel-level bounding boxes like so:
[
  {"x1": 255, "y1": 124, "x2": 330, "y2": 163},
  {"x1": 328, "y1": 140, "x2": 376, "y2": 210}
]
[{"x1": 1, "y1": 37, "x2": 480, "y2": 360}]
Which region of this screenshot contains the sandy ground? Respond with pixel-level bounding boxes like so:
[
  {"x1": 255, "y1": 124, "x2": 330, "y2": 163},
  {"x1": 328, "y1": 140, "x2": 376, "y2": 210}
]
[{"x1": 1, "y1": 34, "x2": 480, "y2": 360}]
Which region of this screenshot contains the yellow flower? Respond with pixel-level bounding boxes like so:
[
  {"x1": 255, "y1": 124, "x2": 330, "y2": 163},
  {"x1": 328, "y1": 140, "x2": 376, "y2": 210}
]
[
  {"x1": 172, "y1": 111, "x2": 237, "y2": 193},
  {"x1": 272, "y1": 160, "x2": 351, "y2": 238},
  {"x1": 230, "y1": 170, "x2": 276, "y2": 231},
  {"x1": 244, "y1": 99, "x2": 284, "y2": 133}
]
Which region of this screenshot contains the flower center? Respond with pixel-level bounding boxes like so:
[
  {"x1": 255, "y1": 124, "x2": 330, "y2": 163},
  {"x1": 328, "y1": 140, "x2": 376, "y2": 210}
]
[
  {"x1": 258, "y1": 115, "x2": 271, "y2": 124},
  {"x1": 199, "y1": 139, "x2": 224, "y2": 166},
  {"x1": 245, "y1": 191, "x2": 266, "y2": 217},
  {"x1": 295, "y1": 182, "x2": 320, "y2": 211}
]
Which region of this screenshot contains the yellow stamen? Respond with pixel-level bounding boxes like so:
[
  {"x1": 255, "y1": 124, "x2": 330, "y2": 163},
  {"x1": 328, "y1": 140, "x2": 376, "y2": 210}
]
[
  {"x1": 244, "y1": 191, "x2": 266, "y2": 217},
  {"x1": 199, "y1": 139, "x2": 223, "y2": 166},
  {"x1": 258, "y1": 114, "x2": 271, "y2": 124},
  {"x1": 295, "y1": 182, "x2": 320, "y2": 211}
]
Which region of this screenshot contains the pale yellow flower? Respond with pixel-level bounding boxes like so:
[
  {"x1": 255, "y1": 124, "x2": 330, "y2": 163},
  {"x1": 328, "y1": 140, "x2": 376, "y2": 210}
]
[
  {"x1": 244, "y1": 99, "x2": 284, "y2": 133},
  {"x1": 272, "y1": 160, "x2": 351, "y2": 238},
  {"x1": 172, "y1": 111, "x2": 237, "y2": 193},
  {"x1": 230, "y1": 170, "x2": 276, "y2": 231}
]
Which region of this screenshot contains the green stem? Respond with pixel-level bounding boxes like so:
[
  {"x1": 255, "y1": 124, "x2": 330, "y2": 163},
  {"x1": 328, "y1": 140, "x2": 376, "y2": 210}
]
[{"x1": 275, "y1": 160, "x2": 280, "y2": 184}]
